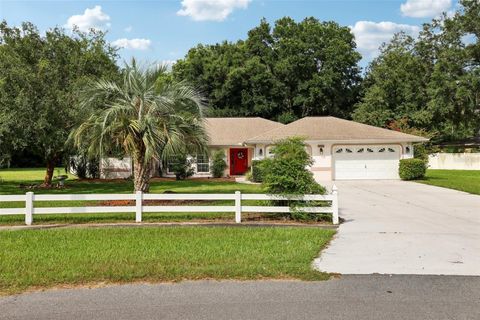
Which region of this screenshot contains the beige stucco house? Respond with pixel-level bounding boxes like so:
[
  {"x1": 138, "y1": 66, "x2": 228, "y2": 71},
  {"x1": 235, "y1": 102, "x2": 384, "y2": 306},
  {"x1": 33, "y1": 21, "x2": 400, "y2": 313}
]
[{"x1": 100, "y1": 116, "x2": 428, "y2": 181}]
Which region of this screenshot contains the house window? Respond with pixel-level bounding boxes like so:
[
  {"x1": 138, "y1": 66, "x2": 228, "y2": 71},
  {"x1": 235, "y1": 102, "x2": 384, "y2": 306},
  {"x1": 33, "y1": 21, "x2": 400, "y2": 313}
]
[
  {"x1": 196, "y1": 154, "x2": 210, "y2": 173},
  {"x1": 335, "y1": 148, "x2": 343, "y2": 153}
]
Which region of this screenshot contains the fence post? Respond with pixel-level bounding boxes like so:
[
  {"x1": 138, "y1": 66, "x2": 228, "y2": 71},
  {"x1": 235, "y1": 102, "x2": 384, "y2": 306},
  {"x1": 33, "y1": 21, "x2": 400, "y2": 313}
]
[
  {"x1": 235, "y1": 191, "x2": 242, "y2": 223},
  {"x1": 332, "y1": 185, "x2": 339, "y2": 225},
  {"x1": 25, "y1": 192, "x2": 34, "y2": 226},
  {"x1": 135, "y1": 191, "x2": 143, "y2": 223}
]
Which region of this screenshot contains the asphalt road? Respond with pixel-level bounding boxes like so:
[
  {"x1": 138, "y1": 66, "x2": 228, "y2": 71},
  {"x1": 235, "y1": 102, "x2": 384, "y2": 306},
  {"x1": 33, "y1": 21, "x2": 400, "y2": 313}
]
[{"x1": 1, "y1": 275, "x2": 479, "y2": 320}]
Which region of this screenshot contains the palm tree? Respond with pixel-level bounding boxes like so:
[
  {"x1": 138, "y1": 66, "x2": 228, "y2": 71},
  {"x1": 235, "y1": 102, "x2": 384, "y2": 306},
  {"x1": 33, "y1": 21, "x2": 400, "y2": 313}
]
[{"x1": 71, "y1": 60, "x2": 208, "y2": 192}]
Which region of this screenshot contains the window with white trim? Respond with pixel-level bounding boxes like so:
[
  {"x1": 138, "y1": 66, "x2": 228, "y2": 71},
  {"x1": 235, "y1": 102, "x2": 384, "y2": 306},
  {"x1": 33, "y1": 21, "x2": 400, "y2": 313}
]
[{"x1": 196, "y1": 154, "x2": 210, "y2": 173}]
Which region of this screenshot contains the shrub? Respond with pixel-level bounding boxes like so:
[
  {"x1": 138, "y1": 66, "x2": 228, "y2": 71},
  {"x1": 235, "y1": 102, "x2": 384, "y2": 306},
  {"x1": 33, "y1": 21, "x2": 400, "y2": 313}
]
[
  {"x1": 69, "y1": 156, "x2": 100, "y2": 179},
  {"x1": 170, "y1": 155, "x2": 194, "y2": 180},
  {"x1": 211, "y1": 150, "x2": 227, "y2": 178},
  {"x1": 251, "y1": 160, "x2": 267, "y2": 182},
  {"x1": 262, "y1": 137, "x2": 326, "y2": 221},
  {"x1": 399, "y1": 158, "x2": 427, "y2": 180},
  {"x1": 263, "y1": 137, "x2": 325, "y2": 195}
]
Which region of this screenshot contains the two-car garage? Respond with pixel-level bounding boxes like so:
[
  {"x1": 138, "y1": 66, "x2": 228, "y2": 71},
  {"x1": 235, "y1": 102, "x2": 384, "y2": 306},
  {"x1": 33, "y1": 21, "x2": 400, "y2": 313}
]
[{"x1": 333, "y1": 145, "x2": 401, "y2": 180}]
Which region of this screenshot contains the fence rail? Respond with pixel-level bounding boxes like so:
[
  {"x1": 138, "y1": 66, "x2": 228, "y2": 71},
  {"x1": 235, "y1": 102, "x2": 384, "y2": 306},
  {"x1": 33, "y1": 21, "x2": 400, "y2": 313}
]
[{"x1": 0, "y1": 186, "x2": 339, "y2": 225}]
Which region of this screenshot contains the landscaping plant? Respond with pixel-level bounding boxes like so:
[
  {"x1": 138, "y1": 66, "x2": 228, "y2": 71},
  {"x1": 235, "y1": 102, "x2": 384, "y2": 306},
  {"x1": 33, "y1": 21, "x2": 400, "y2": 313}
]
[
  {"x1": 211, "y1": 150, "x2": 227, "y2": 178},
  {"x1": 71, "y1": 59, "x2": 208, "y2": 192},
  {"x1": 170, "y1": 155, "x2": 195, "y2": 180},
  {"x1": 262, "y1": 137, "x2": 326, "y2": 221},
  {"x1": 399, "y1": 158, "x2": 427, "y2": 180},
  {"x1": 250, "y1": 160, "x2": 267, "y2": 183}
]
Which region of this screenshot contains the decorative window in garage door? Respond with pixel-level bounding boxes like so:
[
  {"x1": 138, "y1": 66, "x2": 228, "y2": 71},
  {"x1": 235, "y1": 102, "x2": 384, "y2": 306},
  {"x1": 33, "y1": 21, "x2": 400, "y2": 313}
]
[
  {"x1": 335, "y1": 148, "x2": 343, "y2": 153},
  {"x1": 346, "y1": 148, "x2": 353, "y2": 153},
  {"x1": 388, "y1": 148, "x2": 396, "y2": 153},
  {"x1": 367, "y1": 148, "x2": 374, "y2": 153},
  {"x1": 378, "y1": 148, "x2": 386, "y2": 153},
  {"x1": 357, "y1": 148, "x2": 364, "y2": 153}
]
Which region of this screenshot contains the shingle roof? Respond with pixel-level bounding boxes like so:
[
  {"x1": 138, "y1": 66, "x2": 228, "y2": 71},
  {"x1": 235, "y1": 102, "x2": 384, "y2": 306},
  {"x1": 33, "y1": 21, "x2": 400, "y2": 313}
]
[
  {"x1": 245, "y1": 117, "x2": 428, "y2": 143},
  {"x1": 204, "y1": 117, "x2": 285, "y2": 146}
]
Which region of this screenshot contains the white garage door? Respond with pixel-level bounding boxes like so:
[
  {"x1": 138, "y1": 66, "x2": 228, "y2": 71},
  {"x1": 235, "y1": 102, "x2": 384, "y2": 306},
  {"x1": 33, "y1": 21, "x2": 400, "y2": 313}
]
[{"x1": 333, "y1": 145, "x2": 400, "y2": 180}]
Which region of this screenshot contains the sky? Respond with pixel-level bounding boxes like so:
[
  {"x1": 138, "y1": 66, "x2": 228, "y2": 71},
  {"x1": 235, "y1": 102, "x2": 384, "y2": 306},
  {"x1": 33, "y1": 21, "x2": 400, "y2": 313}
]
[{"x1": 0, "y1": 0, "x2": 458, "y2": 68}]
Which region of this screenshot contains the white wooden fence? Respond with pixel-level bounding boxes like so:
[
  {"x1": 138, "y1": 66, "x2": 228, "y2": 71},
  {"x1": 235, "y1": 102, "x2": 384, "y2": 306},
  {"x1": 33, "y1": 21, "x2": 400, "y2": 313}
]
[{"x1": 0, "y1": 186, "x2": 338, "y2": 226}]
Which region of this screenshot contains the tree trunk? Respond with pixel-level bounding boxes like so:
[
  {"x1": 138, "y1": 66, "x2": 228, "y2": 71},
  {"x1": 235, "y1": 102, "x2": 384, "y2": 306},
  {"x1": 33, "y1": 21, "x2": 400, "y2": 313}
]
[
  {"x1": 133, "y1": 158, "x2": 151, "y2": 192},
  {"x1": 43, "y1": 158, "x2": 56, "y2": 187}
]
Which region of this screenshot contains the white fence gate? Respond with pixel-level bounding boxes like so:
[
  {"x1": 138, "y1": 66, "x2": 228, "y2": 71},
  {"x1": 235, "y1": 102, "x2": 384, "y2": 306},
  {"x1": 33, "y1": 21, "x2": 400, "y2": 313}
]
[{"x1": 0, "y1": 187, "x2": 339, "y2": 226}]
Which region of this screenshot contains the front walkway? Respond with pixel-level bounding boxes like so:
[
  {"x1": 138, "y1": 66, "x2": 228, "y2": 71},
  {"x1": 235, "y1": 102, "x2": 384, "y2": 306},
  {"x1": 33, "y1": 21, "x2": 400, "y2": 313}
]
[{"x1": 314, "y1": 180, "x2": 480, "y2": 275}]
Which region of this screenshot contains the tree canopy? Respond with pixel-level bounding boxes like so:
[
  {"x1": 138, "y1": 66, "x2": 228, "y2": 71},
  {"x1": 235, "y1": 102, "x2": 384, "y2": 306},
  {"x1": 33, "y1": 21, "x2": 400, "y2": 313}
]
[
  {"x1": 354, "y1": 0, "x2": 480, "y2": 142},
  {"x1": 173, "y1": 17, "x2": 362, "y2": 123},
  {"x1": 0, "y1": 21, "x2": 119, "y2": 184},
  {"x1": 72, "y1": 60, "x2": 208, "y2": 192}
]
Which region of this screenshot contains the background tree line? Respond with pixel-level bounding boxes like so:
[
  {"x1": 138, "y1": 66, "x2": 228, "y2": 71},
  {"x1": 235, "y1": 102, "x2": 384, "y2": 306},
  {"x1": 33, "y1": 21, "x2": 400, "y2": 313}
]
[
  {"x1": 353, "y1": 0, "x2": 480, "y2": 142},
  {"x1": 173, "y1": 17, "x2": 362, "y2": 123},
  {"x1": 173, "y1": 0, "x2": 479, "y2": 141}
]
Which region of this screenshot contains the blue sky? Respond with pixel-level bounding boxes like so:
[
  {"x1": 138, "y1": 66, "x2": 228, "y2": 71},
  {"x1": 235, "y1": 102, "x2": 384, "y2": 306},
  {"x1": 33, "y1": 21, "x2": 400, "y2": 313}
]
[{"x1": 0, "y1": 0, "x2": 457, "y2": 67}]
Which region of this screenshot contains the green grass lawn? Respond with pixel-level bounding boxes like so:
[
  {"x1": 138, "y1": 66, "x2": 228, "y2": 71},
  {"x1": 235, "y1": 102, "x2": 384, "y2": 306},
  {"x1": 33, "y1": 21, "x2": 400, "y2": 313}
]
[
  {"x1": 417, "y1": 169, "x2": 480, "y2": 195},
  {"x1": 0, "y1": 168, "x2": 262, "y2": 194},
  {"x1": 0, "y1": 226, "x2": 335, "y2": 295},
  {"x1": 1, "y1": 168, "x2": 330, "y2": 225}
]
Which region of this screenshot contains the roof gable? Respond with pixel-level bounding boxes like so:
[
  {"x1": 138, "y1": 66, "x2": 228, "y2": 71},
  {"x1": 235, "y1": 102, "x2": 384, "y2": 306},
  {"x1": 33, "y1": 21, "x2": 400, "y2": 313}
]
[
  {"x1": 204, "y1": 117, "x2": 285, "y2": 146},
  {"x1": 245, "y1": 117, "x2": 428, "y2": 143}
]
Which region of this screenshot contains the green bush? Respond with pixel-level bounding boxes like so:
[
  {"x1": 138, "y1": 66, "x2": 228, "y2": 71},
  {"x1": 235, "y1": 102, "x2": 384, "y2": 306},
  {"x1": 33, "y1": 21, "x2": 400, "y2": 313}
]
[
  {"x1": 262, "y1": 137, "x2": 326, "y2": 221},
  {"x1": 211, "y1": 150, "x2": 227, "y2": 178},
  {"x1": 170, "y1": 155, "x2": 194, "y2": 180},
  {"x1": 251, "y1": 159, "x2": 267, "y2": 182},
  {"x1": 399, "y1": 158, "x2": 427, "y2": 180}
]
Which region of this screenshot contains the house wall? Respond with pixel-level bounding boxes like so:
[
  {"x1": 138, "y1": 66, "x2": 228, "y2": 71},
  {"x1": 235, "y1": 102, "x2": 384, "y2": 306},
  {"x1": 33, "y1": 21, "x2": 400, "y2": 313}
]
[
  {"x1": 162, "y1": 146, "x2": 254, "y2": 178},
  {"x1": 100, "y1": 157, "x2": 132, "y2": 179},
  {"x1": 428, "y1": 153, "x2": 480, "y2": 170},
  {"x1": 252, "y1": 141, "x2": 414, "y2": 182}
]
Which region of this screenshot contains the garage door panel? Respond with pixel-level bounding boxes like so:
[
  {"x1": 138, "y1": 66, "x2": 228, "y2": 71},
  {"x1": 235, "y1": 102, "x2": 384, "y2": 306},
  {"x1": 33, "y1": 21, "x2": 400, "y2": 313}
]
[{"x1": 333, "y1": 145, "x2": 400, "y2": 180}]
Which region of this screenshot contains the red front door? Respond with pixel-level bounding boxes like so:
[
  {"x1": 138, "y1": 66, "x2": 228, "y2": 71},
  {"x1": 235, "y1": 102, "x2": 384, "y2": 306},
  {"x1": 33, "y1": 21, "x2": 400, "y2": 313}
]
[{"x1": 230, "y1": 148, "x2": 249, "y2": 175}]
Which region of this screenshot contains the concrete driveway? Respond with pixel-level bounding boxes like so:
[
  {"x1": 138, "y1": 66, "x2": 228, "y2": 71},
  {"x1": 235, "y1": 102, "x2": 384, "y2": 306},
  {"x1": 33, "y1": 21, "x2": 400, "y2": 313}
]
[{"x1": 314, "y1": 180, "x2": 480, "y2": 275}]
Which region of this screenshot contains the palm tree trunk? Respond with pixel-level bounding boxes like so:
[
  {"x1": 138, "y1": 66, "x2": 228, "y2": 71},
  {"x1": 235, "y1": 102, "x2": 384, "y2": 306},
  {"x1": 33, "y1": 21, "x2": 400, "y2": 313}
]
[{"x1": 133, "y1": 158, "x2": 150, "y2": 192}]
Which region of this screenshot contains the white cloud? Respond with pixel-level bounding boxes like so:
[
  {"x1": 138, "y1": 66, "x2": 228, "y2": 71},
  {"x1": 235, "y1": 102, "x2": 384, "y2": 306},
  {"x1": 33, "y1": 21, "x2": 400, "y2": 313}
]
[
  {"x1": 65, "y1": 5, "x2": 111, "y2": 32},
  {"x1": 400, "y1": 0, "x2": 452, "y2": 18},
  {"x1": 351, "y1": 21, "x2": 420, "y2": 59},
  {"x1": 124, "y1": 26, "x2": 133, "y2": 33},
  {"x1": 112, "y1": 38, "x2": 152, "y2": 50},
  {"x1": 177, "y1": 0, "x2": 251, "y2": 21}
]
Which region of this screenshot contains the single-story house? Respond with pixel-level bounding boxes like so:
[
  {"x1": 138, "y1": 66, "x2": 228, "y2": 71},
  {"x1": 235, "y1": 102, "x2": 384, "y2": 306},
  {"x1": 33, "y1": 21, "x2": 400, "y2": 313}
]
[{"x1": 99, "y1": 116, "x2": 428, "y2": 181}]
